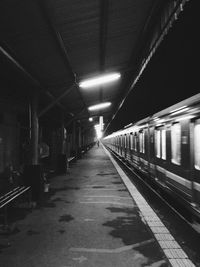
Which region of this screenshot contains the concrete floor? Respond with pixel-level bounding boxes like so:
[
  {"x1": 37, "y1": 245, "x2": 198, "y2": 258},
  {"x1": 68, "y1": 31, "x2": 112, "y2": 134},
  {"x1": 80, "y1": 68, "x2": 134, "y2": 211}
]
[{"x1": 0, "y1": 145, "x2": 169, "y2": 267}]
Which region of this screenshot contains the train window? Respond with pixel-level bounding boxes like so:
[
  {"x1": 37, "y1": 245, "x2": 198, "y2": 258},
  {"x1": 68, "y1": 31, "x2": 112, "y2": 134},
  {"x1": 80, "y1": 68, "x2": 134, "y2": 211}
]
[
  {"x1": 139, "y1": 131, "x2": 145, "y2": 153},
  {"x1": 171, "y1": 123, "x2": 181, "y2": 165},
  {"x1": 124, "y1": 135, "x2": 126, "y2": 148},
  {"x1": 127, "y1": 135, "x2": 129, "y2": 149},
  {"x1": 127, "y1": 134, "x2": 129, "y2": 149},
  {"x1": 155, "y1": 130, "x2": 161, "y2": 158},
  {"x1": 161, "y1": 129, "x2": 166, "y2": 160},
  {"x1": 194, "y1": 123, "x2": 200, "y2": 170},
  {"x1": 155, "y1": 128, "x2": 166, "y2": 159},
  {"x1": 130, "y1": 133, "x2": 133, "y2": 150},
  {"x1": 134, "y1": 134, "x2": 137, "y2": 151}
]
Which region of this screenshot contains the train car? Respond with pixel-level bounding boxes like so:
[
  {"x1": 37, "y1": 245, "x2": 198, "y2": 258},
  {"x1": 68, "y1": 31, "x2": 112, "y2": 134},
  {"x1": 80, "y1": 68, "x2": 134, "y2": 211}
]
[{"x1": 103, "y1": 93, "x2": 200, "y2": 222}]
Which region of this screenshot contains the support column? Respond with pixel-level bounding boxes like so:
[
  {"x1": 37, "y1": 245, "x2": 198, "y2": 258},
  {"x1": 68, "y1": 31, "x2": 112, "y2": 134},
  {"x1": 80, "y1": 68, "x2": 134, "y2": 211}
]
[
  {"x1": 60, "y1": 113, "x2": 65, "y2": 154},
  {"x1": 23, "y1": 91, "x2": 43, "y2": 205},
  {"x1": 72, "y1": 121, "x2": 77, "y2": 158},
  {"x1": 30, "y1": 92, "x2": 39, "y2": 165},
  {"x1": 77, "y1": 125, "x2": 82, "y2": 158},
  {"x1": 82, "y1": 132, "x2": 85, "y2": 152},
  {"x1": 56, "y1": 112, "x2": 68, "y2": 174}
]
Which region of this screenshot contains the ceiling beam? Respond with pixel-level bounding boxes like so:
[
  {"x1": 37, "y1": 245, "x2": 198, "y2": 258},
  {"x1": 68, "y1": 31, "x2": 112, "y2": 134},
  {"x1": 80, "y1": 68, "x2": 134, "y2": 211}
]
[
  {"x1": 65, "y1": 108, "x2": 85, "y2": 127},
  {"x1": 0, "y1": 43, "x2": 71, "y2": 117},
  {"x1": 37, "y1": 1, "x2": 75, "y2": 81},
  {"x1": 39, "y1": 83, "x2": 75, "y2": 117},
  {"x1": 38, "y1": 0, "x2": 89, "y2": 117}
]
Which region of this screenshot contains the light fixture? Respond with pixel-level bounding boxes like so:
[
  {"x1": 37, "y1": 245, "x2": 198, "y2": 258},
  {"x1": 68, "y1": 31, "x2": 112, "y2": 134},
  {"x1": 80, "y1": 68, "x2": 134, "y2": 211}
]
[
  {"x1": 88, "y1": 102, "x2": 111, "y2": 111},
  {"x1": 175, "y1": 115, "x2": 194, "y2": 122},
  {"x1": 170, "y1": 107, "x2": 189, "y2": 115},
  {"x1": 124, "y1": 123, "x2": 133, "y2": 129},
  {"x1": 156, "y1": 119, "x2": 165, "y2": 124},
  {"x1": 89, "y1": 117, "x2": 93, "y2": 122},
  {"x1": 79, "y1": 72, "x2": 121, "y2": 88},
  {"x1": 170, "y1": 106, "x2": 186, "y2": 113},
  {"x1": 153, "y1": 117, "x2": 159, "y2": 121}
]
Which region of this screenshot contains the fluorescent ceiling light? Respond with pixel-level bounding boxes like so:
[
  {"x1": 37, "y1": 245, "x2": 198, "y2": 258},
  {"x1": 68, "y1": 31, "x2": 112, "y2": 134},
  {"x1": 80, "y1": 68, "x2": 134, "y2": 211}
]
[
  {"x1": 153, "y1": 117, "x2": 159, "y2": 121},
  {"x1": 171, "y1": 107, "x2": 189, "y2": 115},
  {"x1": 155, "y1": 119, "x2": 165, "y2": 124},
  {"x1": 170, "y1": 106, "x2": 187, "y2": 113},
  {"x1": 124, "y1": 123, "x2": 133, "y2": 128},
  {"x1": 175, "y1": 115, "x2": 194, "y2": 122},
  {"x1": 88, "y1": 102, "x2": 111, "y2": 111},
  {"x1": 79, "y1": 72, "x2": 121, "y2": 88}
]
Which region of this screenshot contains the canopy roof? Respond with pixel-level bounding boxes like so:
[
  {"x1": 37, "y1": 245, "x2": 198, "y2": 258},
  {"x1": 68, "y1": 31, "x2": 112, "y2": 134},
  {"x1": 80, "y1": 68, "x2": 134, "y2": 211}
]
[{"x1": 0, "y1": 0, "x2": 188, "y2": 132}]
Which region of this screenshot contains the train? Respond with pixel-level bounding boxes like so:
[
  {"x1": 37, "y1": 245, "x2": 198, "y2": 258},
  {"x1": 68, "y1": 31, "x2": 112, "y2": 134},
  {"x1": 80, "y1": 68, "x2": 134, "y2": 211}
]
[{"x1": 103, "y1": 93, "x2": 200, "y2": 225}]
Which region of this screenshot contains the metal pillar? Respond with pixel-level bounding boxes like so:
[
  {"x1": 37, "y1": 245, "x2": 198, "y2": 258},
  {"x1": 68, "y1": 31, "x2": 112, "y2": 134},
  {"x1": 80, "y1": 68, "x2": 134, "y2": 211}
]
[
  {"x1": 77, "y1": 125, "x2": 82, "y2": 158},
  {"x1": 30, "y1": 92, "x2": 39, "y2": 165},
  {"x1": 60, "y1": 113, "x2": 65, "y2": 154},
  {"x1": 72, "y1": 121, "x2": 77, "y2": 158},
  {"x1": 56, "y1": 112, "x2": 68, "y2": 174},
  {"x1": 38, "y1": 84, "x2": 74, "y2": 118},
  {"x1": 23, "y1": 91, "x2": 43, "y2": 204}
]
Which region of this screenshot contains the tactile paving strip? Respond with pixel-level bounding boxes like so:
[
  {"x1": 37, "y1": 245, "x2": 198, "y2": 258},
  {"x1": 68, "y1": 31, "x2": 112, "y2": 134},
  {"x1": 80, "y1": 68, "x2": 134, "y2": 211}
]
[
  {"x1": 169, "y1": 259, "x2": 196, "y2": 267},
  {"x1": 164, "y1": 249, "x2": 188, "y2": 259}
]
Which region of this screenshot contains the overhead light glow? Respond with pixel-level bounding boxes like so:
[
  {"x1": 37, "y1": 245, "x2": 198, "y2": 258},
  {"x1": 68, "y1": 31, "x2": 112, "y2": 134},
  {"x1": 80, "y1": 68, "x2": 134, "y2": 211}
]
[
  {"x1": 94, "y1": 124, "x2": 103, "y2": 139},
  {"x1": 153, "y1": 117, "x2": 159, "y2": 121},
  {"x1": 175, "y1": 115, "x2": 194, "y2": 122},
  {"x1": 171, "y1": 107, "x2": 189, "y2": 115},
  {"x1": 156, "y1": 119, "x2": 165, "y2": 124},
  {"x1": 88, "y1": 102, "x2": 111, "y2": 111},
  {"x1": 89, "y1": 117, "x2": 93, "y2": 122},
  {"x1": 124, "y1": 123, "x2": 133, "y2": 129},
  {"x1": 170, "y1": 106, "x2": 187, "y2": 113},
  {"x1": 79, "y1": 72, "x2": 121, "y2": 88},
  {"x1": 97, "y1": 130, "x2": 103, "y2": 139}
]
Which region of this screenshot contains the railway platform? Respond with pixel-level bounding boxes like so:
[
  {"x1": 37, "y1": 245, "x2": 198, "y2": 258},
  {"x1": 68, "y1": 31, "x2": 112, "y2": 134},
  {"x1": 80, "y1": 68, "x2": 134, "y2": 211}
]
[{"x1": 0, "y1": 144, "x2": 195, "y2": 267}]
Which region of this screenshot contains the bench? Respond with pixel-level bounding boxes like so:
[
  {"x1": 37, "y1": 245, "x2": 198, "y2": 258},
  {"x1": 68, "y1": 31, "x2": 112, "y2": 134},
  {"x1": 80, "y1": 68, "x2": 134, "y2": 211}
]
[{"x1": 0, "y1": 186, "x2": 31, "y2": 228}]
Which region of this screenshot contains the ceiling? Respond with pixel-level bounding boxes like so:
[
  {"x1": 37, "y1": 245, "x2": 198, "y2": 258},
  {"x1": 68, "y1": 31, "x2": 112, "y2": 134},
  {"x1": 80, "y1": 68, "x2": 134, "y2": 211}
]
[{"x1": 0, "y1": 0, "x2": 187, "y2": 132}]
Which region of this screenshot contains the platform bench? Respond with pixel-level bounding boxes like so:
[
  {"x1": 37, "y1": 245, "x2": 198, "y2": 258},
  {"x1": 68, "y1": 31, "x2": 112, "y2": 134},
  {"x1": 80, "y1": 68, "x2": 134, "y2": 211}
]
[{"x1": 0, "y1": 186, "x2": 31, "y2": 227}]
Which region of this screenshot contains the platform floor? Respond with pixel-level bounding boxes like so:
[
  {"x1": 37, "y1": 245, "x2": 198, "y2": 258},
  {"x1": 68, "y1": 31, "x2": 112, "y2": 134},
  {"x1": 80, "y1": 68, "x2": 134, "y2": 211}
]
[{"x1": 0, "y1": 145, "x2": 179, "y2": 266}]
